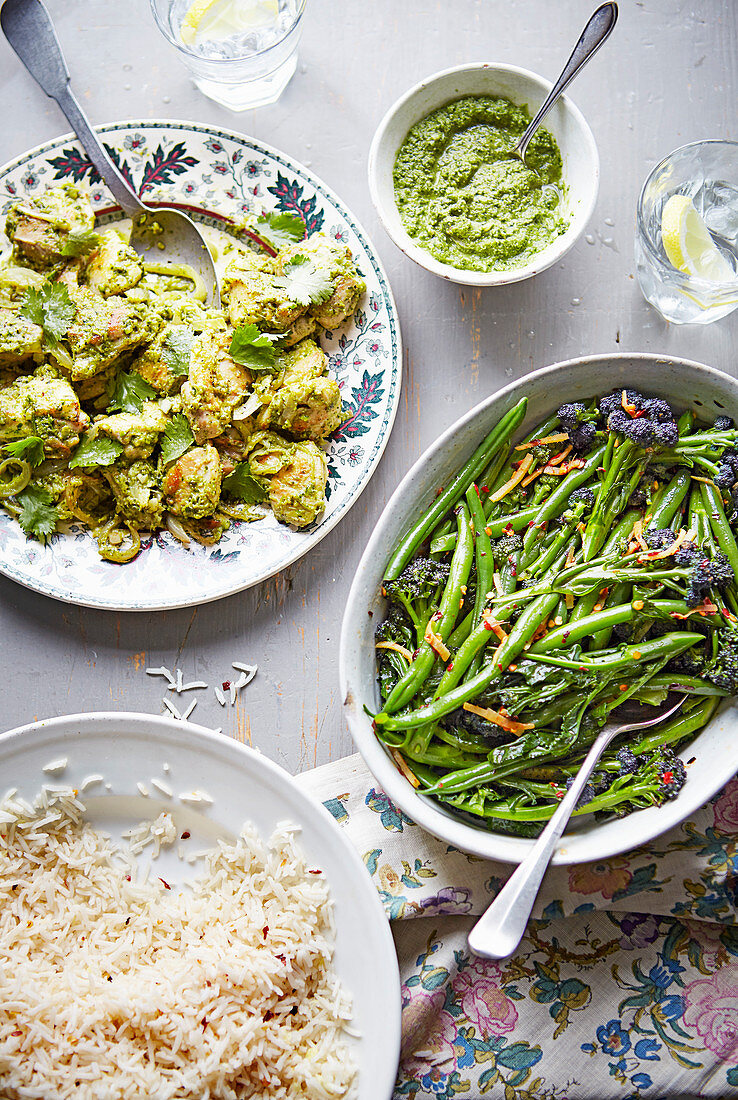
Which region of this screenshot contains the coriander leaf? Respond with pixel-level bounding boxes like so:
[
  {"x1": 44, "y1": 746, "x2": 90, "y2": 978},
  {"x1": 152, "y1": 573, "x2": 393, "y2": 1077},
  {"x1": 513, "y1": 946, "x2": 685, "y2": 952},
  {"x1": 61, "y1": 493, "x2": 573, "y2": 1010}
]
[
  {"x1": 222, "y1": 462, "x2": 268, "y2": 503},
  {"x1": 159, "y1": 414, "x2": 194, "y2": 467},
  {"x1": 160, "y1": 326, "x2": 193, "y2": 379},
  {"x1": 16, "y1": 484, "x2": 58, "y2": 545},
  {"x1": 4, "y1": 436, "x2": 44, "y2": 466},
  {"x1": 229, "y1": 323, "x2": 277, "y2": 372},
  {"x1": 60, "y1": 227, "x2": 100, "y2": 258},
  {"x1": 69, "y1": 434, "x2": 123, "y2": 469},
  {"x1": 255, "y1": 210, "x2": 305, "y2": 251},
  {"x1": 20, "y1": 282, "x2": 76, "y2": 342},
  {"x1": 108, "y1": 371, "x2": 157, "y2": 415},
  {"x1": 275, "y1": 254, "x2": 333, "y2": 308}
]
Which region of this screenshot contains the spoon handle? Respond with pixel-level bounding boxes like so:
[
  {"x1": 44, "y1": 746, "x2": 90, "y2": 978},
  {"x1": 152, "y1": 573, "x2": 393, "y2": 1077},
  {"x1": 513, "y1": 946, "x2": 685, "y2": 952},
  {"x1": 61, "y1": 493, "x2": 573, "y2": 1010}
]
[
  {"x1": 467, "y1": 724, "x2": 616, "y2": 960},
  {"x1": 517, "y1": 2, "x2": 618, "y2": 163},
  {"x1": 1, "y1": 0, "x2": 146, "y2": 218}
]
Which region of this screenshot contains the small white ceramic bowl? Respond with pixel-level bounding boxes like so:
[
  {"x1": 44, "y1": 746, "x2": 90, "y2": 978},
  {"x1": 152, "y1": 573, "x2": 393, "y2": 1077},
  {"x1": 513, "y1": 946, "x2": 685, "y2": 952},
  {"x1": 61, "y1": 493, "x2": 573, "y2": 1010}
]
[
  {"x1": 339, "y1": 353, "x2": 738, "y2": 865},
  {"x1": 368, "y1": 62, "x2": 599, "y2": 286}
]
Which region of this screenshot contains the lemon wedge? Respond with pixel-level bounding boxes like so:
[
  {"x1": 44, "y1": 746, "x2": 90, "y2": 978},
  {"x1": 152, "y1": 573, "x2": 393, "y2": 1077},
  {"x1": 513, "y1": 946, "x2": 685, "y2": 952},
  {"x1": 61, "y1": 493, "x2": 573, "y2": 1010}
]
[
  {"x1": 661, "y1": 193, "x2": 734, "y2": 283},
  {"x1": 180, "y1": 0, "x2": 278, "y2": 46}
]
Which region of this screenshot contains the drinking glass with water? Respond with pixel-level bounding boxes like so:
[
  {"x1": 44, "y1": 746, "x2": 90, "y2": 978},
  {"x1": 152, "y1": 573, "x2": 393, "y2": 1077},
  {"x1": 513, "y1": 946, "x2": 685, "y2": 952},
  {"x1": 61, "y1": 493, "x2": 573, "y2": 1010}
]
[
  {"x1": 635, "y1": 140, "x2": 738, "y2": 325},
  {"x1": 151, "y1": 0, "x2": 306, "y2": 111}
]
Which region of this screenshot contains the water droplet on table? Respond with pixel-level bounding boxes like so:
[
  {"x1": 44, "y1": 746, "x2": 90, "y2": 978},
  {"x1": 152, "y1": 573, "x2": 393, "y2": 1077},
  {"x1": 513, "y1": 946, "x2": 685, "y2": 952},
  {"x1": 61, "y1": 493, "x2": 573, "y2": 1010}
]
[
  {"x1": 604, "y1": 217, "x2": 615, "y2": 226},
  {"x1": 124, "y1": 83, "x2": 131, "y2": 91},
  {"x1": 527, "y1": 331, "x2": 535, "y2": 338},
  {"x1": 123, "y1": 63, "x2": 132, "y2": 71},
  {"x1": 163, "y1": 95, "x2": 171, "y2": 103},
  {"x1": 602, "y1": 237, "x2": 619, "y2": 252},
  {"x1": 571, "y1": 297, "x2": 581, "y2": 306},
  {"x1": 585, "y1": 234, "x2": 595, "y2": 245}
]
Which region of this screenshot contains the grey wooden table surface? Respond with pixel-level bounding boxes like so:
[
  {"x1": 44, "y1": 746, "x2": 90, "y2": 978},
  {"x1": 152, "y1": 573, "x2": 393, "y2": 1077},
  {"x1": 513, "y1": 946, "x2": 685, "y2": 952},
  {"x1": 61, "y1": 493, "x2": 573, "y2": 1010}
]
[{"x1": 0, "y1": 0, "x2": 735, "y2": 771}]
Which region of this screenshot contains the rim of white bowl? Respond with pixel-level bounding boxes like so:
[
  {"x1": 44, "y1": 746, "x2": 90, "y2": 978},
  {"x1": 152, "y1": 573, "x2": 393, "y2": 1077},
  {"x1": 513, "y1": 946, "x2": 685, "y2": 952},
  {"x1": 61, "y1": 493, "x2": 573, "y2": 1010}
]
[
  {"x1": 368, "y1": 62, "x2": 600, "y2": 287},
  {"x1": 339, "y1": 351, "x2": 738, "y2": 865}
]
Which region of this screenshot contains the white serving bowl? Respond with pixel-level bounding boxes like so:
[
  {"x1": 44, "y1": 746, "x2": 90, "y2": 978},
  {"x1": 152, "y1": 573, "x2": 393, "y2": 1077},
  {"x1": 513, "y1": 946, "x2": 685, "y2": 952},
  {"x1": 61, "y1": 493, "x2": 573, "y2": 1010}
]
[
  {"x1": 340, "y1": 353, "x2": 738, "y2": 865},
  {"x1": 0, "y1": 712, "x2": 401, "y2": 1099},
  {"x1": 368, "y1": 62, "x2": 599, "y2": 286}
]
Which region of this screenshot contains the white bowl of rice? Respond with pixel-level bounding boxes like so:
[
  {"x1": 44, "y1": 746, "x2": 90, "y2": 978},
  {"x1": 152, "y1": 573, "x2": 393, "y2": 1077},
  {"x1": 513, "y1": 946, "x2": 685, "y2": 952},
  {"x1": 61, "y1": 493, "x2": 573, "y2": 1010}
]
[{"x1": 0, "y1": 712, "x2": 400, "y2": 1100}]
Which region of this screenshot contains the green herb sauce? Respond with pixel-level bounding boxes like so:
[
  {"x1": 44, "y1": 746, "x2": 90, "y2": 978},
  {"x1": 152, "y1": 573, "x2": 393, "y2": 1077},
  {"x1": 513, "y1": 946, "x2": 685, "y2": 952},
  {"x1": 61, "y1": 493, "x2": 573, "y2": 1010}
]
[{"x1": 393, "y1": 95, "x2": 567, "y2": 273}]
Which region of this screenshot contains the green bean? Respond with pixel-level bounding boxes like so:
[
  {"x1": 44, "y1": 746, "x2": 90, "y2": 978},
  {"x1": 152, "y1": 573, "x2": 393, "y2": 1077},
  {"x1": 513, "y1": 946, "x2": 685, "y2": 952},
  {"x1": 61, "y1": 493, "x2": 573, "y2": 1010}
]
[
  {"x1": 633, "y1": 696, "x2": 720, "y2": 754},
  {"x1": 384, "y1": 398, "x2": 528, "y2": 581},
  {"x1": 700, "y1": 482, "x2": 738, "y2": 579},
  {"x1": 645, "y1": 470, "x2": 691, "y2": 529},
  {"x1": 590, "y1": 582, "x2": 632, "y2": 649},
  {"x1": 522, "y1": 444, "x2": 607, "y2": 557},
  {"x1": 384, "y1": 504, "x2": 474, "y2": 713},
  {"x1": 520, "y1": 631, "x2": 704, "y2": 673}
]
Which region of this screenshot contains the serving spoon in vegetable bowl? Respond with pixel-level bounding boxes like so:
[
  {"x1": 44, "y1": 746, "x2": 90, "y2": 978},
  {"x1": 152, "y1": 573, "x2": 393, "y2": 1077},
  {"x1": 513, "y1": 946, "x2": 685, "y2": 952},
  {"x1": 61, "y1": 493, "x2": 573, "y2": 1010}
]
[
  {"x1": 1, "y1": 0, "x2": 220, "y2": 305},
  {"x1": 511, "y1": 2, "x2": 618, "y2": 169},
  {"x1": 467, "y1": 692, "x2": 687, "y2": 960}
]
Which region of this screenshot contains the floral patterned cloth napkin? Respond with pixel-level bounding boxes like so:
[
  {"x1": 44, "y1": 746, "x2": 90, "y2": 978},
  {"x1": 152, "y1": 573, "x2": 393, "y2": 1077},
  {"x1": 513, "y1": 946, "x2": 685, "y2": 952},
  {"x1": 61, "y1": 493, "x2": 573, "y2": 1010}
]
[{"x1": 297, "y1": 754, "x2": 738, "y2": 1100}]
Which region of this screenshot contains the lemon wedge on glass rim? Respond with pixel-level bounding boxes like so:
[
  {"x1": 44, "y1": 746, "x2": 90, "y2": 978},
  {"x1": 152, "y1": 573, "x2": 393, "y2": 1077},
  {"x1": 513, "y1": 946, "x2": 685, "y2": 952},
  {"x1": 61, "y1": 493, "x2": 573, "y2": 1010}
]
[
  {"x1": 661, "y1": 193, "x2": 735, "y2": 283},
  {"x1": 179, "y1": 0, "x2": 278, "y2": 47}
]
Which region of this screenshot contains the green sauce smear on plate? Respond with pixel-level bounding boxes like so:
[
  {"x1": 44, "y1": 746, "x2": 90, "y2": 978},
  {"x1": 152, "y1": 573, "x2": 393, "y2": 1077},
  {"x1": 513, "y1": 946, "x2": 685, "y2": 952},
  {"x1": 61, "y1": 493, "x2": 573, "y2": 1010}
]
[{"x1": 393, "y1": 95, "x2": 568, "y2": 273}]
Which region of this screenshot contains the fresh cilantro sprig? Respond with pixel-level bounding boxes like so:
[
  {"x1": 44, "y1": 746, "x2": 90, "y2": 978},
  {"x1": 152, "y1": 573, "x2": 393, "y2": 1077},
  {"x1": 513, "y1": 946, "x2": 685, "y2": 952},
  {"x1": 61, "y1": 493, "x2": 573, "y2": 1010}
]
[
  {"x1": 4, "y1": 436, "x2": 44, "y2": 466},
  {"x1": 16, "y1": 484, "x2": 58, "y2": 545},
  {"x1": 159, "y1": 414, "x2": 194, "y2": 467},
  {"x1": 275, "y1": 254, "x2": 333, "y2": 308},
  {"x1": 69, "y1": 434, "x2": 123, "y2": 469},
  {"x1": 222, "y1": 462, "x2": 268, "y2": 503},
  {"x1": 160, "y1": 326, "x2": 193, "y2": 378},
  {"x1": 60, "y1": 227, "x2": 100, "y2": 258},
  {"x1": 20, "y1": 283, "x2": 76, "y2": 342},
  {"x1": 229, "y1": 323, "x2": 278, "y2": 372},
  {"x1": 108, "y1": 372, "x2": 157, "y2": 415},
  {"x1": 255, "y1": 210, "x2": 305, "y2": 251}
]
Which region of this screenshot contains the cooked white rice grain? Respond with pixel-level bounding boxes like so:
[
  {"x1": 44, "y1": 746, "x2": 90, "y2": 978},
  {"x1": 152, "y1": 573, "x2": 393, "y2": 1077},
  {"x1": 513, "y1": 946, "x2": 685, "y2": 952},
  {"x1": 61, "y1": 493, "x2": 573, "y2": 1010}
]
[{"x1": 0, "y1": 790, "x2": 356, "y2": 1099}]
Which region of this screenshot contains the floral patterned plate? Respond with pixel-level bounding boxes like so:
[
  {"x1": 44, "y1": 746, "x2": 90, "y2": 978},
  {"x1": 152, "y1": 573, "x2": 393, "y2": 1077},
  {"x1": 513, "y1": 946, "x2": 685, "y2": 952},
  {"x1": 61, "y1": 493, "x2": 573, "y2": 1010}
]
[{"x1": 0, "y1": 121, "x2": 401, "y2": 610}]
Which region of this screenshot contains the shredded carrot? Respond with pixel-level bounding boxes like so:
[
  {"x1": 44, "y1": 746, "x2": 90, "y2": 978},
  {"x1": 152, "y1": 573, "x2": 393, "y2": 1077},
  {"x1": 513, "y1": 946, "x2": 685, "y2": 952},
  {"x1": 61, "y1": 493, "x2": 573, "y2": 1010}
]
[
  {"x1": 547, "y1": 444, "x2": 573, "y2": 467},
  {"x1": 492, "y1": 572, "x2": 503, "y2": 595},
  {"x1": 424, "y1": 621, "x2": 450, "y2": 662},
  {"x1": 515, "y1": 433, "x2": 569, "y2": 450},
  {"x1": 637, "y1": 528, "x2": 689, "y2": 563},
  {"x1": 375, "y1": 640, "x2": 414, "y2": 662},
  {"x1": 521, "y1": 467, "x2": 544, "y2": 487},
  {"x1": 489, "y1": 453, "x2": 534, "y2": 502},
  {"x1": 482, "y1": 610, "x2": 508, "y2": 640},
  {"x1": 541, "y1": 464, "x2": 571, "y2": 476},
  {"x1": 391, "y1": 750, "x2": 420, "y2": 788},
  {"x1": 565, "y1": 591, "x2": 574, "y2": 610},
  {"x1": 691, "y1": 475, "x2": 718, "y2": 486},
  {"x1": 463, "y1": 701, "x2": 534, "y2": 735}
]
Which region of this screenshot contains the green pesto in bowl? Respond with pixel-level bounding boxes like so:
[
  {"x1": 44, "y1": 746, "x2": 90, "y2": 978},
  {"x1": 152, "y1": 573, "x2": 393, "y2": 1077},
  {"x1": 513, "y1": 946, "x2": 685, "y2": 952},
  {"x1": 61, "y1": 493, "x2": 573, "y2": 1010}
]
[{"x1": 393, "y1": 95, "x2": 567, "y2": 273}]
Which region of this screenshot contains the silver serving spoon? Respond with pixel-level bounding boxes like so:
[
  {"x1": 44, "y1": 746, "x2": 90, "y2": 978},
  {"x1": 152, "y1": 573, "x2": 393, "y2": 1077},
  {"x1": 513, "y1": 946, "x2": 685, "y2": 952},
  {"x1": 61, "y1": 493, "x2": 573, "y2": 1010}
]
[
  {"x1": 513, "y1": 2, "x2": 618, "y2": 167},
  {"x1": 1, "y1": 0, "x2": 220, "y2": 305},
  {"x1": 467, "y1": 692, "x2": 687, "y2": 960}
]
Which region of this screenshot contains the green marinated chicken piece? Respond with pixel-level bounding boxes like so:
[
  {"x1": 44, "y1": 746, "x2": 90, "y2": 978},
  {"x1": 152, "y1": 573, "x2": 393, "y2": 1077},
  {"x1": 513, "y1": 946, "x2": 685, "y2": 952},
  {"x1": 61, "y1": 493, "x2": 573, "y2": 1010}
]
[
  {"x1": 92, "y1": 401, "x2": 167, "y2": 461},
  {"x1": 4, "y1": 183, "x2": 95, "y2": 271},
  {"x1": 0, "y1": 308, "x2": 43, "y2": 368},
  {"x1": 281, "y1": 312, "x2": 317, "y2": 347},
  {"x1": 254, "y1": 337, "x2": 342, "y2": 440},
  {"x1": 0, "y1": 367, "x2": 89, "y2": 456},
  {"x1": 104, "y1": 459, "x2": 163, "y2": 528},
  {"x1": 85, "y1": 229, "x2": 143, "y2": 297},
  {"x1": 130, "y1": 322, "x2": 192, "y2": 395},
  {"x1": 247, "y1": 429, "x2": 296, "y2": 479},
  {"x1": 267, "y1": 440, "x2": 328, "y2": 528},
  {"x1": 212, "y1": 422, "x2": 253, "y2": 475},
  {"x1": 278, "y1": 233, "x2": 365, "y2": 330},
  {"x1": 181, "y1": 329, "x2": 251, "y2": 444},
  {"x1": 265, "y1": 375, "x2": 342, "y2": 441},
  {"x1": 221, "y1": 249, "x2": 308, "y2": 334},
  {"x1": 65, "y1": 288, "x2": 160, "y2": 380},
  {"x1": 163, "y1": 444, "x2": 222, "y2": 519}
]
